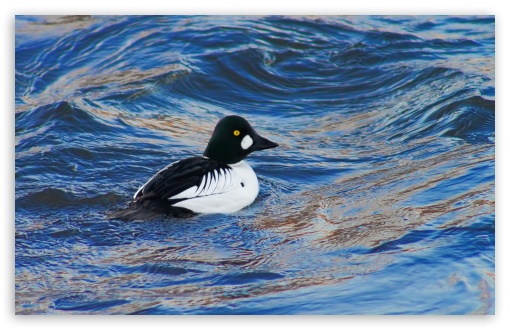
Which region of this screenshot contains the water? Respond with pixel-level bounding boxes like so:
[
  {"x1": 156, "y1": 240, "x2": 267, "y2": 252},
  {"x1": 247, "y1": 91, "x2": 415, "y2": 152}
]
[{"x1": 15, "y1": 15, "x2": 495, "y2": 315}]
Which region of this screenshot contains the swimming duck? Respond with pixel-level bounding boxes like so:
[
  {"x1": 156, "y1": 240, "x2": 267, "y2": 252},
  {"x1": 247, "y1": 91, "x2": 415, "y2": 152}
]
[{"x1": 110, "y1": 115, "x2": 278, "y2": 220}]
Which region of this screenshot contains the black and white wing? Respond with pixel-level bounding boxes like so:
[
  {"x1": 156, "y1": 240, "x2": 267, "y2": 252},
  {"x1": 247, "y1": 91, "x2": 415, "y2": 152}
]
[{"x1": 133, "y1": 156, "x2": 240, "y2": 203}]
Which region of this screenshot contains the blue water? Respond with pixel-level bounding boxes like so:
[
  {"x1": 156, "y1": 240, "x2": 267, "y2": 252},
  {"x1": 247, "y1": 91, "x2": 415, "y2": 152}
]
[{"x1": 15, "y1": 15, "x2": 495, "y2": 315}]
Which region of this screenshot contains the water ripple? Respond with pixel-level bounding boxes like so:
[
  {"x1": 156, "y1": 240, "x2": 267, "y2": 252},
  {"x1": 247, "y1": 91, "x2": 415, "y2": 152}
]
[{"x1": 15, "y1": 15, "x2": 494, "y2": 315}]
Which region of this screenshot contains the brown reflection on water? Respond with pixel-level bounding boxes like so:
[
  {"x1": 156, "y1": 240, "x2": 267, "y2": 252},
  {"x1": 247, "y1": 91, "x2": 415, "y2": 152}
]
[
  {"x1": 16, "y1": 63, "x2": 191, "y2": 114},
  {"x1": 119, "y1": 113, "x2": 215, "y2": 146},
  {"x1": 15, "y1": 111, "x2": 494, "y2": 314},
  {"x1": 253, "y1": 141, "x2": 494, "y2": 252},
  {"x1": 16, "y1": 15, "x2": 95, "y2": 39},
  {"x1": 17, "y1": 16, "x2": 193, "y2": 115}
]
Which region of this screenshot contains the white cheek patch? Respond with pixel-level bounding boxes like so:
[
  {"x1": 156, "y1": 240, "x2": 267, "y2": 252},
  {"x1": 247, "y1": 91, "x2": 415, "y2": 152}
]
[{"x1": 241, "y1": 135, "x2": 253, "y2": 150}]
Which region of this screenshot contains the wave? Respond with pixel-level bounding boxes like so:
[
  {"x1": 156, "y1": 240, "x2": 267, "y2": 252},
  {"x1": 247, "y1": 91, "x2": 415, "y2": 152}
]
[{"x1": 16, "y1": 187, "x2": 124, "y2": 210}]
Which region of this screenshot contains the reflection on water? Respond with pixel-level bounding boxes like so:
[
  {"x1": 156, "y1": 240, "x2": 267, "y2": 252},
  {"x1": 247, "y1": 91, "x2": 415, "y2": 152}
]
[{"x1": 15, "y1": 15, "x2": 494, "y2": 314}]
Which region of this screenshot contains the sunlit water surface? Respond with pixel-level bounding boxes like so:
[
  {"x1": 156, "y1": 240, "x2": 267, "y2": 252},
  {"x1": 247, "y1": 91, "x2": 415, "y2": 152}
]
[{"x1": 15, "y1": 15, "x2": 495, "y2": 314}]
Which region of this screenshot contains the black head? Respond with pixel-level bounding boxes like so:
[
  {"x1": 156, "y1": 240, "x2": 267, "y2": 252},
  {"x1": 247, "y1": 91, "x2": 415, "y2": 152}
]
[{"x1": 203, "y1": 115, "x2": 278, "y2": 164}]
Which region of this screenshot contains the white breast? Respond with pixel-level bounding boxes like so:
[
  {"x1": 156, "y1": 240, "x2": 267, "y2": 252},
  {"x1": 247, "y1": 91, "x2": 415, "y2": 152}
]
[{"x1": 172, "y1": 160, "x2": 259, "y2": 214}]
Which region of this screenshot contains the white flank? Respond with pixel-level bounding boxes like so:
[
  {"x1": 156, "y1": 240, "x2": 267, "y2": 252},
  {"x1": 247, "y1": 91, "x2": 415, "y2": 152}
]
[
  {"x1": 170, "y1": 185, "x2": 198, "y2": 199},
  {"x1": 216, "y1": 169, "x2": 226, "y2": 192},
  {"x1": 241, "y1": 135, "x2": 253, "y2": 150},
  {"x1": 195, "y1": 173, "x2": 207, "y2": 195},
  {"x1": 203, "y1": 172, "x2": 212, "y2": 194},
  {"x1": 204, "y1": 171, "x2": 217, "y2": 195},
  {"x1": 173, "y1": 160, "x2": 259, "y2": 214}
]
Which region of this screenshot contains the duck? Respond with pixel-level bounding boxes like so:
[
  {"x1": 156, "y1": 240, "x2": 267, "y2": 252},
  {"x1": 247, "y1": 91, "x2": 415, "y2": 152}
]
[{"x1": 110, "y1": 115, "x2": 278, "y2": 220}]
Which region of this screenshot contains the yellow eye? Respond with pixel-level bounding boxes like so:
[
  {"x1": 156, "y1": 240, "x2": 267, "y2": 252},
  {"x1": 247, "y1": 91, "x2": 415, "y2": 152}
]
[{"x1": 233, "y1": 130, "x2": 240, "y2": 136}]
